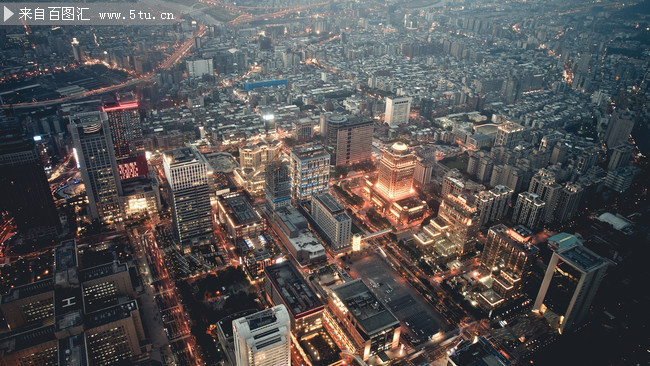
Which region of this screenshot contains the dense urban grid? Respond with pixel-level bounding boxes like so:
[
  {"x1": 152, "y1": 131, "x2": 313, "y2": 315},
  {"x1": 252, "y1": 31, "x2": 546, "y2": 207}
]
[{"x1": 0, "y1": 0, "x2": 648, "y2": 365}]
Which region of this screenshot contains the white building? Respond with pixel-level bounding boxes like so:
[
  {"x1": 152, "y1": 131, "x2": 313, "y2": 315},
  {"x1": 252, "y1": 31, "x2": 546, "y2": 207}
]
[
  {"x1": 384, "y1": 96, "x2": 412, "y2": 126},
  {"x1": 233, "y1": 305, "x2": 291, "y2": 366},
  {"x1": 186, "y1": 59, "x2": 214, "y2": 78},
  {"x1": 311, "y1": 193, "x2": 352, "y2": 251},
  {"x1": 289, "y1": 145, "x2": 330, "y2": 203}
]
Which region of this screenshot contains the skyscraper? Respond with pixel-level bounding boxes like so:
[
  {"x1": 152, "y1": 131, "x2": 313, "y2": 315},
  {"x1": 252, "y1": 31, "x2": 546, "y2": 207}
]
[
  {"x1": 512, "y1": 192, "x2": 546, "y2": 230},
  {"x1": 0, "y1": 118, "x2": 59, "y2": 241},
  {"x1": 376, "y1": 142, "x2": 415, "y2": 201},
  {"x1": 69, "y1": 111, "x2": 122, "y2": 226},
  {"x1": 528, "y1": 168, "x2": 562, "y2": 223},
  {"x1": 480, "y1": 224, "x2": 539, "y2": 280},
  {"x1": 266, "y1": 161, "x2": 291, "y2": 211},
  {"x1": 533, "y1": 234, "x2": 607, "y2": 333},
  {"x1": 233, "y1": 305, "x2": 291, "y2": 366},
  {"x1": 163, "y1": 147, "x2": 212, "y2": 252},
  {"x1": 604, "y1": 109, "x2": 634, "y2": 148},
  {"x1": 289, "y1": 145, "x2": 330, "y2": 203},
  {"x1": 384, "y1": 96, "x2": 412, "y2": 126},
  {"x1": 494, "y1": 122, "x2": 524, "y2": 148},
  {"x1": 103, "y1": 93, "x2": 143, "y2": 160},
  {"x1": 554, "y1": 183, "x2": 584, "y2": 223},
  {"x1": 437, "y1": 193, "x2": 480, "y2": 255},
  {"x1": 607, "y1": 142, "x2": 633, "y2": 171},
  {"x1": 323, "y1": 115, "x2": 374, "y2": 166}
]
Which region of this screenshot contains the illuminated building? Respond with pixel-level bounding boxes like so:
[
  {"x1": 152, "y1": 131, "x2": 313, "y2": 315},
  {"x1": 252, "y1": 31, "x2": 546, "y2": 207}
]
[
  {"x1": 163, "y1": 147, "x2": 213, "y2": 252},
  {"x1": 375, "y1": 142, "x2": 415, "y2": 201},
  {"x1": 388, "y1": 196, "x2": 427, "y2": 224},
  {"x1": 103, "y1": 93, "x2": 143, "y2": 160},
  {"x1": 289, "y1": 145, "x2": 330, "y2": 203},
  {"x1": 384, "y1": 96, "x2": 412, "y2": 126},
  {"x1": 69, "y1": 111, "x2": 123, "y2": 226},
  {"x1": 0, "y1": 326, "x2": 58, "y2": 366},
  {"x1": 604, "y1": 166, "x2": 639, "y2": 193},
  {"x1": 480, "y1": 224, "x2": 539, "y2": 297},
  {"x1": 119, "y1": 177, "x2": 161, "y2": 220},
  {"x1": 292, "y1": 117, "x2": 316, "y2": 143},
  {"x1": 494, "y1": 121, "x2": 524, "y2": 148},
  {"x1": 0, "y1": 279, "x2": 54, "y2": 331},
  {"x1": 448, "y1": 336, "x2": 511, "y2": 366},
  {"x1": 0, "y1": 119, "x2": 59, "y2": 241},
  {"x1": 322, "y1": 115, "x2": 374, "y2": 167},
  {"x1": 512, "y1": 192, "x2": 546, "y2": 230},
  {"x1": 311, "y1": 193, "x2": 352, "y2": 252},
  {"x1": 533, "y1": 234, "x2": 607, "y2": 333},
  {"x1": 233, "y1": 305, "x2": 291, "y2": 366},
  {"x1": 239, "y1": 138, "x2": 281, "y2": 171},
  {"x1": 476, "y1": 185, "x2": 514, "y2": 227},
  {"x1": 437, "y1": 193, "x2": 480, "y2": 255},
  {"x1": 264, "y1": 261, "x2": 324, "y2": 334},
  {"x1": 352, "y1": 234, "x2": 362, "y2": 251},
  {"x1": 216, "y1": 192, "x2": 266, "y2": 242},
  {"x1": 328, "y1": 279, "x2": 400, "y2": 361}
]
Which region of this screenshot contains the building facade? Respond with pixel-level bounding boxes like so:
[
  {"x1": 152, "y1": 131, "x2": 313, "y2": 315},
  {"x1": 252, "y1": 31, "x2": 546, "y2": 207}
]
[
  {"x1": 384, "y1": 96, "x2": 412, "y2": 126},
  {"x1": 233, "y1": 305, "x2": 291, "y2": 366},
  {"x1": 311, "y1": 193, "x2": 352, "y2": 251},
  {"x1": 289, "y1": 145, "x2": 330, "y2": 203},
  {"x1": 375, "y1": 142, "x2": 415, "y2": 201}
]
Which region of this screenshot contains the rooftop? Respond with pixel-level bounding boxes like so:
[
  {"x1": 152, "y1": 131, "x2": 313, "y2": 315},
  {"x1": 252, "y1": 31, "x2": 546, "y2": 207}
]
[
  {"x1": 331, "y1": 279, "x2": 399, "y2": 336},
  {"x1": 85, "y1": 299, "x2": 138, "y2": 329},
  {"x1": 265, "y1": 261, "x2": 323, "y2": 319},
  {"x1": 449, "y1": 337, "x2": 510, "y2": 366},
  {"x1": 58, "y1": 334, "x2": 88, "y2": 366},
  {"x1": 219, "y1": 192, "x2": 262, "y2": 226},
  {"x1": 164, "y1": 146, "x2": 205, "y2": 165},
  {"x1": 559, "y1": 244, "x2": 607, "y2": 273},
  {"x1": 314, "y1": 193, "x2": 345, "y2": 214},
  {"x1": 0, "y1": 326, "x2": 55, "y2": 356},
  {"x1": 79, "y1": 262, "x2": 128, "y2": 282},
  {"x1": 0, "y1": 279, "x2": 53, "y2": 304}
]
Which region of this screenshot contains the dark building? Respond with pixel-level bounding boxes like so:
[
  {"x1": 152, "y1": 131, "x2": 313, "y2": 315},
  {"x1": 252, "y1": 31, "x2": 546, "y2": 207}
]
[{"x1": 0, "y1": 118, "x2": 59, "y2": 241}]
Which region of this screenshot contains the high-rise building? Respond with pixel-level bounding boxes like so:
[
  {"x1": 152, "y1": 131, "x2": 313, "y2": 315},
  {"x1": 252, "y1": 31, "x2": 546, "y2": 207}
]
[
  {"x1": 103, "y1": 93, "x2": 143, "y2": 160},
  {"x1": 0, "y1": 119, "x2": 59, "y2": 241},
  {"x1": 533, "y1": 234, "x2": 607, "y2": 333},
  {"x1": 163, "y1": 147, "x2": 213, "y2": 252},
  {"x1": 289, "y1": 145, "x2": 330, "y2": 203},
  {"x1": 437, "y1": 193, "x2": 480, "y2": 255},
  {"x1": 476, "y1": 185, "x2": 514, "y2": 227},
  {"x1": 69, "y1": 111, "x2": 123, "y2": 225},
  {"x1": 494, "y1": 122, "x2": 524, "y2": 148},
  {"x1": 480, "y1": 224, "x2": 539, "y2": 282},
  {"x1": 512, "y1": 192, "x2": 546, "y2": 230},
  {"x1": 414, "y1": 158, "x2": 434, "y2": 186},
  {"x1": 311, "y1": 193, "x2": 352, "y2": 251},
  {"x1": 604, "y1": 166, "x2": 639, "y2": 193},
  {"x1": 607, "y1": 143, "x2": 633, "y2": 171},
  {"x1": 527, "y1": 169, "x2": 562, "y2": 223},
  {"x1": 292, "y1": 117, "x2": 316, "y2": 142},
  {"x1": 554, "y1": 183, "x2": 584, "y2": 223},
  {"x1": 233, "y1": 305, "x2": 291, "y2": 366},
  {"x1": 384, "y1": 96, "x2": 412, "y2": 126},
  {"x1": 186, "y1": 58, "x2": 214, "y2": 78},
  {"x1": 266, "y1": 161, "x2": 291, "y2": 211},
  {"x1": 239, "y1": 138, "x2": 281, "y2": 171},
  {"x1": 323, "y1": 115, "x2": 374, "y2": 166},
  {"x1": 604, "y1": 109, "x2": 634, "y2": 148},
  {"x1": 375, "y1": 142, "x2": 415, "y2": 201}
]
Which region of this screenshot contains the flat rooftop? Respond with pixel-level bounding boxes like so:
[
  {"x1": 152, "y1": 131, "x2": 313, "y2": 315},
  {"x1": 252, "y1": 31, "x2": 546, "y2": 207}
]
[
  {"x1": 244, "y1": 308, "x2": 278, "y2": 332},
  {"x1": 265, "y1": 262, "x2": 323, "y2": 319},
  {"x1": 0, "y1": 326, "x2": 55, "y2": 356},
  {"x1": 165, "y1": 147, "x2": 204, "y2": 165},
  {"x1": 85, "y1": 299, "x2": 138, "y2": 329},
  {"x1": 58, "y1": 334, "x2": 88, "y2": 366},
  {"x1": 0, "y1": 279, "x2": 53, "y2": 304},
  {"x1": 560, "y1": 245, "x2": 606, "y2": 273},
  {"x1": 291, "y1": 145, "x2": 329, "y2": 160},
  {"x1": 79, "y1": 262, "x2": 128, "y2": 282},
  {"x1": 314, "y1": 193, "x2": 345, "y2": 215},
  {"x1": 219, "y1": 192, "x2": 261, "y2": 226},
  {"x1": 331, "y1": 279, "x2": 399, "y2": 336},
  {"x1": 449, "y1": 337, "x2": 510, "y2": 366}
]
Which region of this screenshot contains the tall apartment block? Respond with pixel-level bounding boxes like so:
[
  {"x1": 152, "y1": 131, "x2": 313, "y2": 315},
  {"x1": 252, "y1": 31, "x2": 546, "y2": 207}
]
[
  {"x1": 69, "y1": 111, "x2": 122, "y2": 226},
  {"x1": 533, "y1": 234, "x2": 607, "y2": 333},
  {"x1": 512, "y1": 192, "x2": 546, "y2": 230},
  {"x1": 476, "y1": 185, "x2": 514, "y2": 227},
  {"x1": 311, "y1": 193, "x2": 352, "y2": 251},
  {"x1": 232, "y1": 305, "x2": 291, "y2": 366},
  {"x1": 163, "y1": 147, "x2": 213, "y2": 252},
  {"x1": 384, "y1": 96, "x2": 412, "y2": 126},
  {"x1": 266, "y1": 161, "x2": 292, "y2": 211},
  {"x1": 289, "y1": 145, "x2": 330, "y2": 203},
  {"x1": 494, "y1": 122, "x2": 524, "y2": 148}
]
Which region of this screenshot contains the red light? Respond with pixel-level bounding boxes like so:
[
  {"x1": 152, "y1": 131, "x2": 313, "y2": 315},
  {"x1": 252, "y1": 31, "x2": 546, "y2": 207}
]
[{"x1": 103, "y1": 101, "x2": 139, "y2": 111}]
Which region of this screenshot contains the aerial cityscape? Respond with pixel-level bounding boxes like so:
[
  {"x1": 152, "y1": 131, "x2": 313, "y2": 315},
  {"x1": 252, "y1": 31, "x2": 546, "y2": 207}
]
[{"x1": 0, "y1": 0, "x2": 647, "y2": 365}]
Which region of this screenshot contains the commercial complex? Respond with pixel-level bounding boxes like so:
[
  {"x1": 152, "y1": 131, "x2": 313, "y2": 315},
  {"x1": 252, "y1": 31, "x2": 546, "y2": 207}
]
[
  {"x1": 233, "y1": 305, "x2": 291, "y2": 366},
  {"x1": 375, "y1": 142, "x2": 415, "y2": 201}
]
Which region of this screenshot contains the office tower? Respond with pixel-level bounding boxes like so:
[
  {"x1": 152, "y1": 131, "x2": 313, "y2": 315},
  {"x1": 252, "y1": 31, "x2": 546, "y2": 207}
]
[
  {"x1": 328, "y1": 279, "x2": 400, "y2": 361},
  {"x1": 604, "y1": 109, "x2": 634, "y2": 148},
  {"x1": 292, "y1": 117, "x2": 316, "y2": 142},
  {"x1": 186, "y1": 58, "x2": 214, "y2": 78},
  {"x1": 494, "y1": 122, "x2": 524, "y2": 148},
  {"x1": 163, "y1": 147, "x2": 212, "y2": 252},
  {"x1": 323, "y1": 115, "x2": 374, "y2": 166},
  {"x1": 480, "y1": 224, "x2": 539, "y2": 279},
  {"x1": 476, "y1": 185, "x2": 514, "y2": 226},
  {"x1": 607, "y1": 143, "x2": 633, "y2": 171},
  {"x1": 0, "y1": 119, "x2": 59, "y2": 241},
  {"x1": 289, "y1": 145, "x2": 330, "y2": 203},
  {"x1": 311, "y1": 193, "x2": 352, "y2": 251},
  {"x1": 533, "y1": 234, "x2": 607, "y2": 333},
  {"x1": 437, "y1": 193, "x2": 480, "y2": 255},
  {"x1": 266, "y1": 161, "x2": 291, "y2": 211},
  {"x1": 375, "y1": 142, "x2": 415, "y2": 201},
  {"x1": 233, "y1": 305, "x2": 291, "y2": 366},
  {"x1": 384, "y1": 96, "x2": 412, "y2": 126},
  {"x1": 512, "y1": 192, "x2": 545, "y2": 230},
  {"x1": 71, "y1": 38, "x2": 81, "y2": 62},
  {"x1": 103, "y1": 93, "x2": 143, "y2": 160},
  {"x1": 554, "y1": 183, "x2": 584, "y2": 223},
  {"x1": 414, "y1": 158, "x2": 434, "y2": 186},
  {"x1": 528, "y1": 168, "x2": 562, "y2": 223},
  {"x1": 69, "y1": 111, "x2": 123, "y2": 226}
]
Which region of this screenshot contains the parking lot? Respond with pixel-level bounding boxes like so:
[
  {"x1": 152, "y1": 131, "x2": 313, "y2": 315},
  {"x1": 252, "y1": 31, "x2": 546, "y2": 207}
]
[{"x1": 347, "y1": 250, "x2": 447, "y2": 342}]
